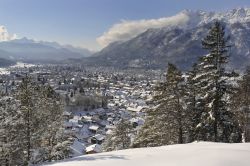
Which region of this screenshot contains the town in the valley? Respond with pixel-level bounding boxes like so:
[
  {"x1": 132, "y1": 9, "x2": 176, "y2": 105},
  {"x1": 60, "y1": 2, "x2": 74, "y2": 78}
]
[
  {"x1": 1, "y1": 2, "x2": 250, "y2": 165},
  {"x1": 0, "y1": 63, "x2": 160, "y2": 157}
]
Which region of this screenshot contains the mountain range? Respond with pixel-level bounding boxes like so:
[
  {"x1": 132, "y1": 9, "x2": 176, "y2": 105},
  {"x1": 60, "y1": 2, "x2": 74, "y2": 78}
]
[
  {"x1": 85, "y1": 8, "x2": 250, "y2": 71},
  {"x1": 1, "y1": 8, "x2": 250, "y2": 70},
  {"x1": 0, "y1": 37, "x2": 92, "y2": 65}
]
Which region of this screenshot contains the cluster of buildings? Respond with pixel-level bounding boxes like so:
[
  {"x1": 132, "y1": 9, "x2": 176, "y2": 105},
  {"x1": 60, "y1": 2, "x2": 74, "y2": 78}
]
[
  {"x1": 58, "y1": 68, "x2": 157, "y2": 156},
  {"x1": 2, "y1": 63, "x2": 249, "y2": 157},
  {"x1": 0, "y1": 64, "x2": 158, "y2": 156}
]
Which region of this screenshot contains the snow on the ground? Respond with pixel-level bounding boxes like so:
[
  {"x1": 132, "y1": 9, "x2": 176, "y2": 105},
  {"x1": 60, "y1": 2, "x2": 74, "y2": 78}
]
[
  {"x1": 10, "y1": 62, "x2": 36, "y2": 68},
  {"x1": 0, "y1": 62, "x2": 36, "y2": 75},
  {"x1": 0, "y1": 68, "x2": 9, "y2": 75},
  {"x1": 44, "y1": 142, "x2": 250, "y2": 166}
]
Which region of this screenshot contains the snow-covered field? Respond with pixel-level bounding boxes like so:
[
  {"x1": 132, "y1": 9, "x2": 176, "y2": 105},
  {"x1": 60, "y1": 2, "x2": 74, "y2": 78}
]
[
  {"x1": 0, "y1": 62, "x2": 36, "y2": 75},
  {"x1": 44, "y1": 142, "x2": 250, "y2": 166},
  {"x1": 10, "y1": 62, "x2": 36, "y2": 68}
]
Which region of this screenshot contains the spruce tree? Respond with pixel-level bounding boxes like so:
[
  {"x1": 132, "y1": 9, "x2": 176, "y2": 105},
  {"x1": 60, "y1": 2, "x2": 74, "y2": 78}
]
[
  {"x1": 18, "y1": 76, "x2": 35, "y2": 165},
  {"x1": 33, "y1": 85, "x2": 72, "y2": 163},
  {"x1": 0, "y1": 97, "x2": 25, "y2": 165},
  {"x1": 133, "y1": 63, "x2": 187, "y2": 147},
  {"x1": 163, "y1": 63, "x2": 186, "y2": 144},
  {"x1": 185, "y1": 63, "x2": 205, "y2": 142},
  {"x1": 102, "y1": 119, "x2": 133, "y2": 151},
  {"x1": 231, "y1": 66, "x2": 250, "y2": 142},
  {"x1": 8, "y1": 76, "x2": 72, "y2": 165},
  {"x1": 195, "y1": 21, "x2": 242, "y2": 142}
]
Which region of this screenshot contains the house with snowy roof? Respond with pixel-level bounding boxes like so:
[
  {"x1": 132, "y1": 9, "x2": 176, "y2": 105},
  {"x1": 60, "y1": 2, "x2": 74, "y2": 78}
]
[
  {"x1": 70, "y1": 139, "x2": 86, "y2": 157},
  {"x1": 90, "y1": 134, "x2": 105, "y2": 144},
  {"x1": 88, "y1": 125, "x2": 100, "y2": 133},
  {"x1": 85, "y1": 144, "x2": 102, "y2": 154}
]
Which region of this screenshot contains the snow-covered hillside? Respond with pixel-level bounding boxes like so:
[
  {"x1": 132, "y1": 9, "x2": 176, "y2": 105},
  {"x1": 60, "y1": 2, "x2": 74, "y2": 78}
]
[
  {"x1": 91, "y1": 8, "x2": 250, "y2": 70},
  {"x1": 98, "y1": 7, "x2": 250, "y2": 46},
  {"x1": 45, "y1": 142, "x2": 250, "y2": 166}
]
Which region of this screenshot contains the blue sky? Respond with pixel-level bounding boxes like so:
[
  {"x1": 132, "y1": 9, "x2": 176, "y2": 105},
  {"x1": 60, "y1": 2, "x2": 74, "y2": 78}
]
[{"x1": 0, "y1": 0, "x2": 249, "y2": 50}]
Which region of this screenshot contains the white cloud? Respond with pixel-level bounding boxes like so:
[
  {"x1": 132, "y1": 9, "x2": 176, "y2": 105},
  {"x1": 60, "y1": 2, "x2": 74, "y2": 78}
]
[
  {"x1": 0, "y1": 26, "x2": 18, "y2": 41},
  {"x1": 97, "y1": 12, "x2": 191, "y2": 48}
]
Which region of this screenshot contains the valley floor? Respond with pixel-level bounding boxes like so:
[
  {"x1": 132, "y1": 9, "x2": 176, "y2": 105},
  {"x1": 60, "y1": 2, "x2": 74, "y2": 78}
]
[{"x1": 44, "y1": 142, "x2": 250, "y2": 166}]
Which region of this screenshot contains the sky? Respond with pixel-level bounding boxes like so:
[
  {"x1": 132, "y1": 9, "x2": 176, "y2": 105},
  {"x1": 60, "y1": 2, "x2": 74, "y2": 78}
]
[{"x1": 0, "y1": 0, "x2": 249, "y2": 51}]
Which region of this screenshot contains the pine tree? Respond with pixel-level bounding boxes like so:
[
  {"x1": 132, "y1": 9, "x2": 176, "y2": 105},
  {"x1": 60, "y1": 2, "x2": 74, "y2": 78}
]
[
  {"x1": 133, "y1": 63, "x2": 187, "y2": 147},
  {"x1": 9, "y1": 76, "x2": 72, "y2": 164},
  {"x1": 231, "y1": 66, "x2": 250, "y2": 142},
  {"x1": 102, "y1": 119, "x2": 133, "y2": 151},
  {"x1": 163, "y1": 64, "x2": 187, "y2": 144},
  {"x1": 0, "y1": 97, "x2": 25, "y2": 165},
  {"x1": 18, "y1": 76, "x2": 35, "y2": 165},
  {"x1": 195, "y1": 21, "x2": 242, "y2": 142},
  {"x1": 32, "y1": 85, "x2": 72, "y2": 163},
  {"x1": 132, "y1": 109, "x2": 167, "y2": 147},
  {"x1": 185, "y1": 63, "x2": 205, "y2": 142}
]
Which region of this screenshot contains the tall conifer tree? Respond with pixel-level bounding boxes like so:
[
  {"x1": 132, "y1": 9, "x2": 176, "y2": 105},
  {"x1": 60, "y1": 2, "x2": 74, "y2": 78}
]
[
  {"x1": 133, "y1": 63, "x2": 187, "y2": 147},
  {"x1": 195, "y1": 21, "x2": 242, "y2": 142}
]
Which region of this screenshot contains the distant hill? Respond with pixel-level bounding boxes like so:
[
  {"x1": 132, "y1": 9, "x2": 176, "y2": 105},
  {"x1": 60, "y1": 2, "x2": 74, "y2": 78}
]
[
  {"x1": 0, "y1": 57, "x2": 15, "y2": 67},
  {"x1": 0, "y1": 38, "x2": 92, "y2": 63},
  {"x1": 86, "y1": 8, "x2": 250, "y2": 71}
]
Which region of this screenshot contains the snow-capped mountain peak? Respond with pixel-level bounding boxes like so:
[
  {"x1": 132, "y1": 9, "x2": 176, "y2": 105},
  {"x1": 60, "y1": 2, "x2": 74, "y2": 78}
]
[
  {"x1": 97, "y1": 8, "x2": 250, "y2": 48},
  {"x1": 91, "y1": 8, "x2": 250, "y2": 70},
  {"x1": 178, "y1": 8, "x2": 250, "y2": 28}
]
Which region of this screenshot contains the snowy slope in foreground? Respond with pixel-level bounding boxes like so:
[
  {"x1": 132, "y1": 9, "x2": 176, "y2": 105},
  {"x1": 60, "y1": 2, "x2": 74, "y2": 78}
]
[{"x1": 45, "y1": 142, "x2": 250, "y2": 166}]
